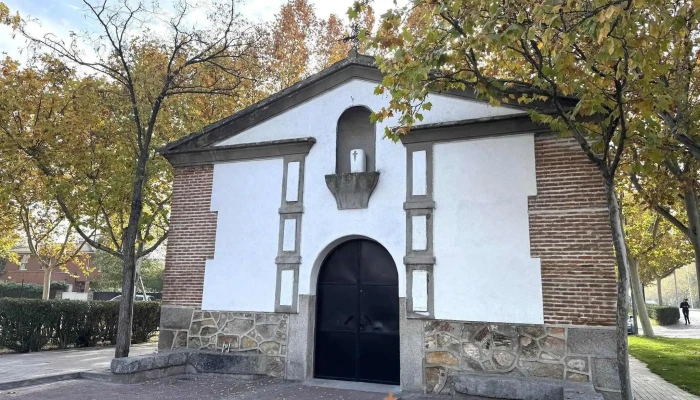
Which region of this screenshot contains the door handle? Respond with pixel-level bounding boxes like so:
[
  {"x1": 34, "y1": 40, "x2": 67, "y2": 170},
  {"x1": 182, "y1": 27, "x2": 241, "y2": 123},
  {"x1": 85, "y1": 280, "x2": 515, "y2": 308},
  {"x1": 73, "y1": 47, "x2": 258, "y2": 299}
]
[
  {"x1": 343, "y1": 315, "x2": 354, "y2": 326},
  {"x1": 363, "y1": 315, "x2": 373, "y2": 325}
]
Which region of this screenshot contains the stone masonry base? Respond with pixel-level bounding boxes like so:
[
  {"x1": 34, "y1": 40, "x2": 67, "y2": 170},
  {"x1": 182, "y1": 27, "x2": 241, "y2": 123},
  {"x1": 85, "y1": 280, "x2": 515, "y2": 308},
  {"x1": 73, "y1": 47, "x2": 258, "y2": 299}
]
[
  {"x1": 159, "y1": 306, "x2": 621, "y2": 400},
  {"x1": 159, "y1": 306, "x2": 289, "y2": 378},
  {"x1": 424, "y1": 321, "x2": 621, "y2": 400}
]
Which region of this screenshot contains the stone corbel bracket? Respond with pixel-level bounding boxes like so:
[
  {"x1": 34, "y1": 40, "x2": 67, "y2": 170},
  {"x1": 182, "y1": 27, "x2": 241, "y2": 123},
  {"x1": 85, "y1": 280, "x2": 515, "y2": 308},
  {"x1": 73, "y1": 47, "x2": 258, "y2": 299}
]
[{"x1": 324, "y1": 172, "x2": 380, "y2": 210}]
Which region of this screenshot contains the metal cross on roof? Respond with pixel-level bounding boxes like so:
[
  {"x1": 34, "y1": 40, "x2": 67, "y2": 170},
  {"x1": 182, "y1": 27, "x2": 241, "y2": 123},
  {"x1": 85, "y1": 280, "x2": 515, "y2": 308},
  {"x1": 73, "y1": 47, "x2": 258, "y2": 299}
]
[{"x1": 350, "y1": 22, "x2": 360, "y2": 50}]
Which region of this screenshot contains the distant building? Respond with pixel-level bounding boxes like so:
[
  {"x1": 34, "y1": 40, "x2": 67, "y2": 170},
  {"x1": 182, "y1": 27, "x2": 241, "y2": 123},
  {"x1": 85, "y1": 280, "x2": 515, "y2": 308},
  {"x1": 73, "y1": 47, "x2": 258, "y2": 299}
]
[{"x1": 0, "y1": 243, "x2": 96, "y2": 292}]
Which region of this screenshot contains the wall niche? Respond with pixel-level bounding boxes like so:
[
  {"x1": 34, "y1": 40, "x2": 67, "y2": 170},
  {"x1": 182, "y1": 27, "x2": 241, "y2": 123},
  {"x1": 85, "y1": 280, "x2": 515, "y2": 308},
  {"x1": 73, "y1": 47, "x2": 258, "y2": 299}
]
[{"x1": 326, "y1": 106, "x2": 380, "y2": 210}]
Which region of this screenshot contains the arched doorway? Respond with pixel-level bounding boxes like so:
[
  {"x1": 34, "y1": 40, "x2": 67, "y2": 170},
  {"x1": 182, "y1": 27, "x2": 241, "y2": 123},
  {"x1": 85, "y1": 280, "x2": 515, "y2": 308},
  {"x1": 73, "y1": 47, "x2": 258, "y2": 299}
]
[{"x1": 314, "y1": 239, "x2": 400, "y2": 385}]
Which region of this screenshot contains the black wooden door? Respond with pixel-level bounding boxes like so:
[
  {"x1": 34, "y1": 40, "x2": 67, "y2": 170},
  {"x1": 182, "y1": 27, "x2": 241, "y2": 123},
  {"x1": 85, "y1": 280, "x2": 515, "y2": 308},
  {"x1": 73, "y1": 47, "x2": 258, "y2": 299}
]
[{"x1": 314, "y1": 239, "x2": 400, "y2": 385}]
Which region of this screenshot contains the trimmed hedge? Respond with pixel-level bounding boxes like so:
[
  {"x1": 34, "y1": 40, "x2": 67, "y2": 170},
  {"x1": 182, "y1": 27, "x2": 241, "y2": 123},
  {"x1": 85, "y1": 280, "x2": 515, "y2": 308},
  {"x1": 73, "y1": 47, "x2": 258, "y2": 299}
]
[
  {"x1": 0, "y1": 281, "x2": 69, "y2": 299},
  {"x1": 0, "y1": 299, "x2": 160, "y2": 352},
  {"x1": 646, "y1": 305, "x2": 681, "y2": 326}
]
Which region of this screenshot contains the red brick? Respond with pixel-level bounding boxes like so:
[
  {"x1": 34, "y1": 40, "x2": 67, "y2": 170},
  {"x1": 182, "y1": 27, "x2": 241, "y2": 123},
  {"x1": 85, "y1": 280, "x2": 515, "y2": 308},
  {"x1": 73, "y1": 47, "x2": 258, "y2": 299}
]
[
  {"x1": 529, "y1": 134, "x2": 616, "y2": 326},
  {"x1": 161, "y1": 165, "x2": 217, "y2": 307}
]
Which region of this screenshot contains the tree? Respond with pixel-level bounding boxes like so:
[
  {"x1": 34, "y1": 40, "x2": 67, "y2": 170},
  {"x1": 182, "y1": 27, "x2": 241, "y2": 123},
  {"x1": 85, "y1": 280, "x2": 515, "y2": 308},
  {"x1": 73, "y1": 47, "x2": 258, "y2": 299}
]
[
  {"x1": 17, "y1": 216, "x2": 92, "y2": 300},
  {"x1": 358, "y1": 1, "x2": 666, "y2": 397},
  {"x1": 623, "y1": 0, "x2": 700, "y2": 311},
  {"x1": 645, "y1": 0, "x2": 700, "y2": 161},
  {"x1": 266, "y1": 0, "x2": 322, "y2": 91},
  {"x1": 15, "y1": 0, "x2": 265, "y2": 358},
  {"x1": 316, "y1": 14, "x2": 352, "y2": 69},
  {"x1": 629, "y1": 137, "x2": 700, "y2": 310},
  {"x1": 92, "y1": 250, "x2": 164, "y2": 293},
  {"x1": 0, "y1": 3, "x2": 21, "y2": 262},
  {"x1": 0, "y1": 189, "x2": 19, "y2": 263},
  {"x1": 12, "y1": 195, "x2": 92, "y2": 300},
  {"x1": 0, "y1": 2, "x2": 19, "y2": 29},
  {"x1": 0, "y1": 58, "x2": 98, "y2": 298},
  {"x1": 265, "y1": 1, "x2": 376, "y2": 86},
  {"x1": 621, "y1": 192, "x2": 694, "y2": 336}
]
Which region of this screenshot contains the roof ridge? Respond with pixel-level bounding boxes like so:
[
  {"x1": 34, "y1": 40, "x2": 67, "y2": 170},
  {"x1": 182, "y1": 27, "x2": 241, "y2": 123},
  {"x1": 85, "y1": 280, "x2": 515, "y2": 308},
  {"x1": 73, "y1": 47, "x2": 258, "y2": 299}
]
[{"x1": 159, "y1": 53, "x2": 376, "y2": 154}]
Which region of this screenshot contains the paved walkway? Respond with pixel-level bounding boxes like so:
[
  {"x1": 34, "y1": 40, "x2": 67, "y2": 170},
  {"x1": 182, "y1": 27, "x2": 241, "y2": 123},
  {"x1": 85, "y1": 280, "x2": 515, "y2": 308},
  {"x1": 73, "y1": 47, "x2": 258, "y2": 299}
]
[
  {"x1": 0, "y1": 343, "x2": 156, "y2": 387},
  {"x1": 2, "y1": 376, "x2": 447, "y2": 400},
  {"x1": 630, "y1": 356, "x2": 699, "y2": 400},
  {"x1": 638, "y1": 310, "x2": 700, "y2": 338},
  {"x1": 1, "y1": 343, "x2": 699, "y2": 400}
]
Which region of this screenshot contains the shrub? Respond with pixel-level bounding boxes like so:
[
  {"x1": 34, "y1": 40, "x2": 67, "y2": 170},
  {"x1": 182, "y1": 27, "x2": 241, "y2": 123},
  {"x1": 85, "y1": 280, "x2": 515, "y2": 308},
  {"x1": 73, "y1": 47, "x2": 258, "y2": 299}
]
[
  {"x1": 646, "y1": 305, "x2": 681, "y2": 326},
  {"x1": 0, "y1": 299, "x2": 55, "y2": 352},
  {"x1": 50, "y1": 300, "x2": 88, "y2": 349},
  {"x1": 0, "y1": 299, "x2": 160, "y2": 352},
  {"x1": 0, "y1": 281, "x2": 70, "y2": 299},
  {"x1": 86, "y1": 301, "x2": 120, "y2": 345},
  {"x1": 132, "y1": 302, "x2": 161, "y2": 343}
]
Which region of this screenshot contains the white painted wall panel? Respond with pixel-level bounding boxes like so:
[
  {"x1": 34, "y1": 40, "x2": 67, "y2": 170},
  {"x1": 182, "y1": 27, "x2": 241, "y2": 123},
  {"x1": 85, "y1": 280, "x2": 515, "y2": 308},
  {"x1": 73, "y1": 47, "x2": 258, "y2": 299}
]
[
  {"x1": 412, "y1": 270, "x2": 429, "y2": 312},
  {"x1": 215, "y1": 80, "x2": 521, "y2": 299},
  {"x1": 203, "y1": 158, "x2": 283, "y2": 312},
  {"x1": 433, "y1": 135, "x2": 542, "y2": 324},
  {"x1": 280, "y1": 270, "x2": 294, "y2": 306},
  {"x1": 411, "y1": 215, "x2": 428, "y2": 251},
  {"x1": 215, "y1": 80, "x2": 522, "y2": 147},
  {"x1": 285, "y1": 161, "x2": 300, "y2": 202},
  {"x1": 203, "y1": 79, "x2": 525, "y2": 307},
  {"x1": 282, "y1": 219, "x2": 297, "y2": 252},
  {"x1": 412, "y1": 151, "x2": 427, "y2": 196}
]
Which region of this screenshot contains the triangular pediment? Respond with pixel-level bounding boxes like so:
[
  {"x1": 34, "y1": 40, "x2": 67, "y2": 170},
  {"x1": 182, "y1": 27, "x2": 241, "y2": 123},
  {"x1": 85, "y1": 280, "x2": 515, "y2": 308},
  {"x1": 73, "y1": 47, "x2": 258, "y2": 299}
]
[{"x1": 160, "y1": 53, "x2": 550, "y2": 155}]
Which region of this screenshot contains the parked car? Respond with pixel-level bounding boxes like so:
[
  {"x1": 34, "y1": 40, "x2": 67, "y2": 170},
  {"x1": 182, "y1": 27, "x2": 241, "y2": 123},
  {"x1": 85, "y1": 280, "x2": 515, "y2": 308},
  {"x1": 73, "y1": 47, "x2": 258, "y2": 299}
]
[
  {"x1": 109, "y1": 294, "x2": 153, "y2": 302},
  {"x1": 627, "y1": 315, "x2": 635, "y2": 334}
]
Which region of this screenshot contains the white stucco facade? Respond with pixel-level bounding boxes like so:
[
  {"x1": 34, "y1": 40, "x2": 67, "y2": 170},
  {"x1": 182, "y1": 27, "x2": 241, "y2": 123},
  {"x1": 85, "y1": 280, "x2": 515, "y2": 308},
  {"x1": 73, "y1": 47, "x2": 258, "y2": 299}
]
[
  {"x1": 433, "y1": 135, "x2": 543, "y2": 324},
  {"x1": 202, "y1": 158, "x2": 283, "y2": 312},
  {"x1": 158, "y1": 57, "x2": 621, "y2": 396},
  {"x1": 216, "y1": 80, "x2": 521, "y2": 148},
  {"x1": 201, "y1": 78, "x2": 544, "y2": 322}
]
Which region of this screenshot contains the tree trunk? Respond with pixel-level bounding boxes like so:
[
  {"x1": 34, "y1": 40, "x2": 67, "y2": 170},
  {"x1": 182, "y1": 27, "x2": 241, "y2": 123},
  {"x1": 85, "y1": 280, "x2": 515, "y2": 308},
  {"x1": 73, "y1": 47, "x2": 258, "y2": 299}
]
[
  {"x1": 682, "y1": 189, "x2": 700, "y2": 306},
  {"x1": 692, "y1": 248, "x2": 700, "y2": 306},
  {"x1": 629, "y1": 259, "x2": 654, "y2": 337},
  {"x1": 114, "y1": 148, "x2": 150, "y2": 359},
  {"x1": 603, "y1": 180, "x2": 633, "y2": 400},
  {"x1": 686, "y1": 268, "x2": 695, "y2": 308},
  {"x1": 631, "y1": 286, "x2": 639, "y2": 335},
  {"x1": 657, "y1": 278, "x2": 663, "y2": 306},
  {"x1": 42, "y1": 266, "x2": 52, "y2": 300},
  {"x1": 675, "y1": 270, "x2": 679, "y2": 305},
  {"x1": 115, "y1": 254, "x2": 136, "y2": 358}
]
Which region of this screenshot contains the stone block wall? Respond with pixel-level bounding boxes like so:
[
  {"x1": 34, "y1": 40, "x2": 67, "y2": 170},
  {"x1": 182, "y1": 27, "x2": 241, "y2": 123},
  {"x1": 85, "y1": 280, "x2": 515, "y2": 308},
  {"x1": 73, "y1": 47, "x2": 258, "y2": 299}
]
[
  {"x1": 159, "y1": 306, "x2": 289, "y2": 378},
  {"x1": 529, "y1": 135, "x2": 617, "y2": 326},
  {"x1": 423, "y1": 321, "x2": 620, "y2": 399},
  {"x1": 162, "y1": 165, "x2": 217, "y2": 307}
]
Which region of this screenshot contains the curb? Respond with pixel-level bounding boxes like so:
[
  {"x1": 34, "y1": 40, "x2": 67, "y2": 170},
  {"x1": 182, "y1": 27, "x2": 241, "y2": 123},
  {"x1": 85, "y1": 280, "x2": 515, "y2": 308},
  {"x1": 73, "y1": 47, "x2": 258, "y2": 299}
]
[
  {"x1": 0, "y1": 372, "x2": 82, "y2": 391},
  {"x1": 80, "y1": 370, "x2": 133, "y2": 384}
]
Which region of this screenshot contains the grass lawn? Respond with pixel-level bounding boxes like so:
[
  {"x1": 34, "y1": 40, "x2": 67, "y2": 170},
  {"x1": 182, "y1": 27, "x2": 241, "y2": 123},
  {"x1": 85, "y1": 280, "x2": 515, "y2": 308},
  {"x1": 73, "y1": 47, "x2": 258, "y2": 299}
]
[{"x1": 628, "y1": 336, "x2": 700, "y2": 396}]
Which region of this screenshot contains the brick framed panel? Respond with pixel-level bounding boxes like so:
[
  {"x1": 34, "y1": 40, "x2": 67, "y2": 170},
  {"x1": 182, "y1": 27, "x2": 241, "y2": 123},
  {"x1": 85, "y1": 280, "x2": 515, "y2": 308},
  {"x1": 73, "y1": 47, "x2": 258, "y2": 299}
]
[
  {"x1": 162, "y1": 165, "x2": 218, "y2": 307},
  {"x1": 529, "y1": 134, "x2": 617, "y2": 327}
]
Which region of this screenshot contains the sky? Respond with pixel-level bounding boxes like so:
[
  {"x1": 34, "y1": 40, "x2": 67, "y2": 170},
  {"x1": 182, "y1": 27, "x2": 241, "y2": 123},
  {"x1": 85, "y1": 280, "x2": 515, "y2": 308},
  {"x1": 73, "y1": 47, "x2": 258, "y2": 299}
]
[{"x1": 0, "y1": 0, "x2": 401, "y2": 61}]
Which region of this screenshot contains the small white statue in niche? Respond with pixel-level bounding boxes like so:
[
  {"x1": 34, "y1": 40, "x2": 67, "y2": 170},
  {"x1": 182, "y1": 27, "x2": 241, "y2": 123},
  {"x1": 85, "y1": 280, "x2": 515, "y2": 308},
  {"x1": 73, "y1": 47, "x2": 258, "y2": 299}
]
[{"x1": 350, "y1": 149, "x2": 366, "y2": 173}]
